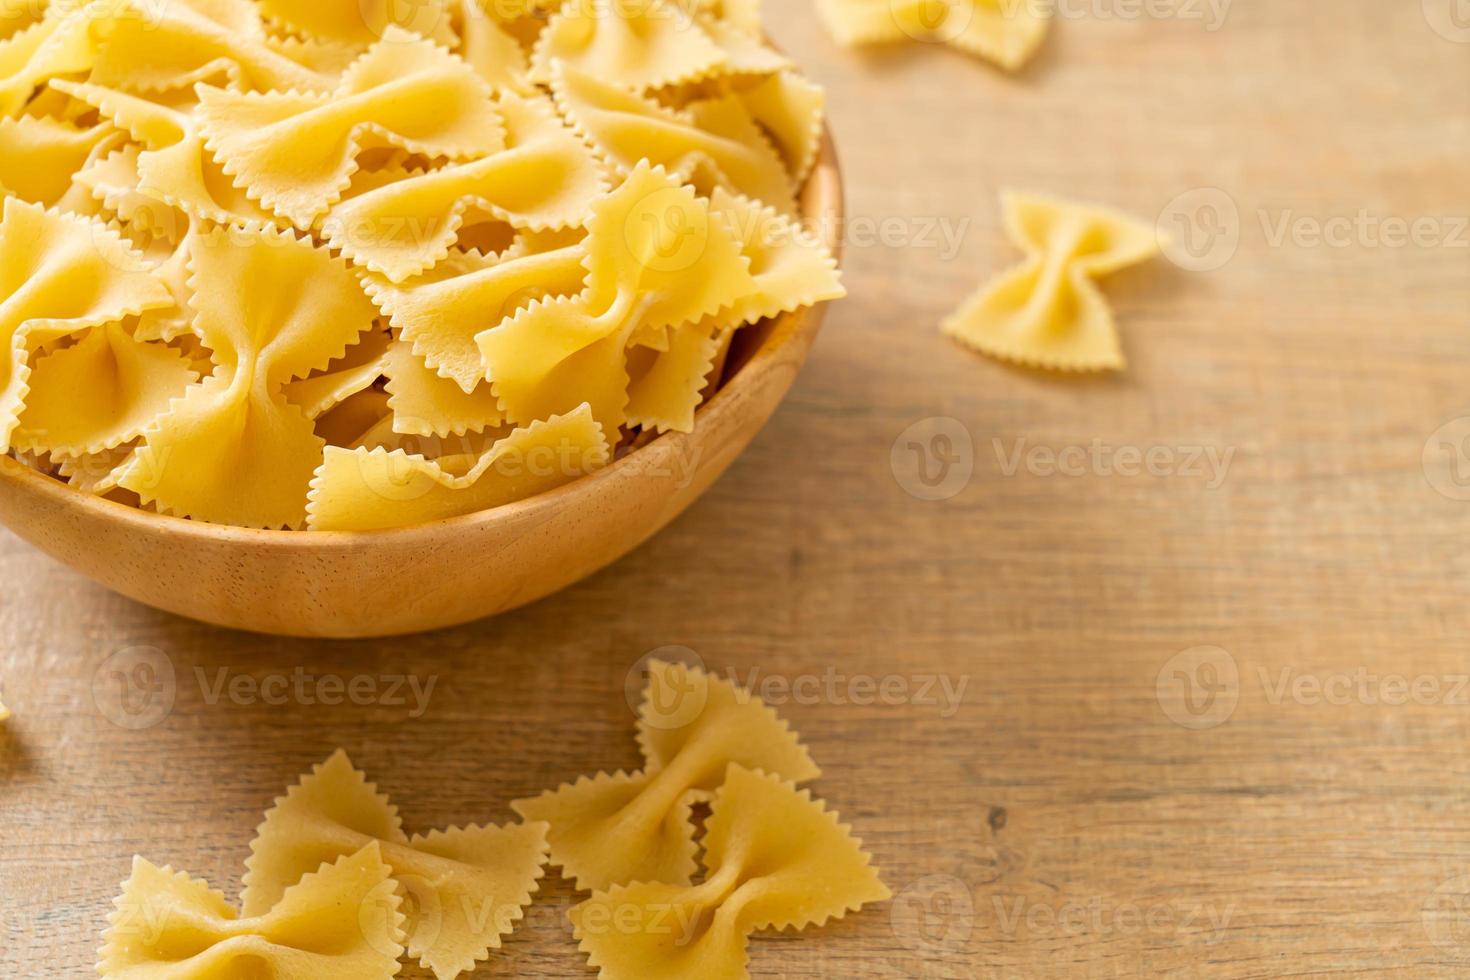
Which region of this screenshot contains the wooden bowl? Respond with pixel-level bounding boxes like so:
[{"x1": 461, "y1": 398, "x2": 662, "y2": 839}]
[{"x1": 0, "y1": 135, "x2": 843, "y2": 638}]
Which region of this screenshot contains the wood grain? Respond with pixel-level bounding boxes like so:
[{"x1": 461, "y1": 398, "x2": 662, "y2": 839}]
[{"x1": 3, "y1": 2, "x2": 1469, "y2": 977}]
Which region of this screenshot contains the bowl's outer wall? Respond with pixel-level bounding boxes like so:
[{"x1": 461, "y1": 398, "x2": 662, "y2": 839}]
[{"x1": 0, "y1": 140, "x2": 844, "y2": 637}]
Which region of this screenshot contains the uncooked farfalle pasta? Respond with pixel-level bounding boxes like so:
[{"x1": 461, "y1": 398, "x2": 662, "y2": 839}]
[
  {"x1": 943, "y1": 190, "x2": 1162, "y2": 371},
  {"x1": 99, "y1": 844, "x2": 408, "y2": 979},
  {"x1": 573, "y1": 764, "x2": 891, "y2": 980},
  {"x1": 98, "y1": 668, "x2": 889, "y2": 979},
  {"x1": 817, "y1": 0, "x2": 1052, "y2": 71},
  {"x1": 243, "y1": 750, "x2": 550, "y2": 980},
  {"x1": 512, "y1": 657, "x2": 821, "y2": 891},
  {"x1": 0, "y1": 0, "x2": 843, "y2": 531}
]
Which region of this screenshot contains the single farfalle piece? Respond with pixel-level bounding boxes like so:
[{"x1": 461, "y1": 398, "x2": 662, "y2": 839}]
[
  {"x1": 530, "y1": 0, "x2": 728, "y2": 92},
  {"x1": 284, "y1": 327, "x2": 394, "y2": 422},
  {"x1": 257, "y1": 0, "x2": 456, "y2": 47},
  {"x1": 240, "y1": 750, "x2": 551, "y2": 979},
  {"x1": 56, "y1": 79, "x2": 284, "y2": 229},
  {"x1": 706, "y1": 187, "x2": 845, "y2": 331},
  {"x1": 456, "y1": 0, "x2": 531, "y2": 94},
  {"x1": 619, "y1": 184, "x2": 842, "y2": 435},
  {"x1": 0, "y1": 116, "x2": 116, "y2": 208},
  {"x1": 735, "y1": 71, "x2": 825, "y2": 186},
  {"x1": 571, "y1": 765, "x2": 891, "y2": 980},
  {"x1": 476, "y1": 162, "x2": 756, "y2": 438},
  {"x1": 12, "y1": 322, "x2": 197, "y2": 458},
  {"x1": 693, "y1": 0, "x2": 792, "y2": 78},
  {"x1": 624, "y1": 321, "x2": 722, "y2": 434},
  {"x1": 512, "y1": 659, "x2": 820, "y2": 892},
  {"x1": 88, "y1": 0, "x2": 334, "y2": 95},
  {"x1": 0, "y1": 2, "x2": 40, "y2": 42},
  {"x1": 366, "y1": 237, "x2": 589, "y2": 394},
  {"x1": 307, "y1": 404, "x2": 610, "y2": 531},
  {"x1": 622, "y1": 182, "x2": 845, "y2": 435},
  {"x1": 97, "y1": 844, "x2": 406, "y2": 980},
  {"x1": 0, "y1": 198, "x2": 174, "y2": 454},
  {"x1": 323, "y1": 91, "x2": 607, "y2": 281},
  {"x1": 552, "y1": 63, "x2": 795, "y2": 214},
  {"x1": 382, "y1": 339, "x2": 504, "y2": 438},
  {"x1": 116, "y1": 225, "x2": 379, "y2": 528},
  {"x1": 943, "y1": 189, "x2": 1162, "y2": 371},
  {"x1": 55, "y1": 442, "x2": 137, "y2": 497},
  {"x1": 817, "y1": 0, "x2": 1050, "y2": 71},
  {"x1": 196, "y1": 27, "x2": 503, "y2": 229},
  {"x1": 0, "y1": 1, "x2": 105, "y2": 117}
]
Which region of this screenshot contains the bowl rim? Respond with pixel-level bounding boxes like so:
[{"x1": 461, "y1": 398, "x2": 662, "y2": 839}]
[{"x1": 0, "y1": 134, "x2": 845, "y2": 548}]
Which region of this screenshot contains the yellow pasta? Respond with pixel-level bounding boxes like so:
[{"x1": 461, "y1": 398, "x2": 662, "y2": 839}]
[
  {"x1": 625, "y1": 320, "x2": 722, "y2": 434},
  {"x1": 696, "y1": 7, "x2": 792, "y2": 77},
  {"x1": 530, "y1": 0, "x2": 728, "y2": 92},
  {"x1": 257, "y1": 0, "x2": 457, "y2": 47},
  {"x1": 572, "y1": 765, "x2": 890, "y2": 980},
  {"x1": 0, "y1": 2, "x2": 103, "y2": 118},
  {"x1": 367, "y1": 239, "x2": 590, "y2": 394},
  {"x1": 478, "y1": 162, "x2": 757, "y2": 437},
  {"x1": 241, "y1": 750, "x2": 550, "y2": 979},
  {"x1": 455, "y1": 0, "x2": 530, "y2": 93},
  {"x1": 307, "y1": 404, "x2": 610, "y2": 531},
  {"x1": 88, "y1": 0, "x2": 334, "y2": 95},
  {"x1": 735, "y1": 70, "x2": 825, "y2": 186},
  {"x1": 196, "y1": 27, "x2": 504, "y2": 228},
  {"x1": 0, "y1": 3, "x2": 40, "y2": 43},
  {"x1": 284, "y1": 327, "x2": 394, "y2": 421},
  {"x1": 382, "y1": 339, "x2": 503, "y2": 437},
  {"x1": 817, "y1": 0, "x2": 1051, "y2": 71},
  {"x1": 708, "y1": 187, "x2": 846, "y2": 330},
  {"x1": 3, "y1": 0, "x2": 835, "y2": 530},
  {"x1": 56, "y1": 79, "x2": 284, "y2": 229},
  {"x1": 117, "y1": 225, "x2": 379, "y2": 528},
  {"x1": 512, "y1": 658, "x2": 820, "y2": 892},
  {"x1": 98, "y1": 844, "x2": 406, "y2": 980},
  {"x1": 0, "y1": 117, "x2": 115, "y2": 208},
  {"x1": 0, "y1": 199, "x2": 174, "y2": 455},
  {"x1": 55, "y1": 442, "x2": 136, "y2": 496},
  {"x1": 943, "y1": 190, "x2": 1161, "y2": 371},
  {"x1": 322, "y1": 91, "x2": 607, "y2": 281},
  {"x1": 13, "y1": 322, "x2": 197, "y2": 458},
  {"x1": 551, "y1": 63, "x2": 797, "y2": 214}
]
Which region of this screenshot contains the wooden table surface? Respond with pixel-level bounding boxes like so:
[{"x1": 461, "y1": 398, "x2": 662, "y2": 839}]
[{"x1": 4, "y1": 3, "x2": 1470, "y2": 977}]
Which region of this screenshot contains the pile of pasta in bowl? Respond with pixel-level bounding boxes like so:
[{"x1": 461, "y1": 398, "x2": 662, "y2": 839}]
[{"x1": 0, "y1": 0, "x2": 843, "y2": 531}]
